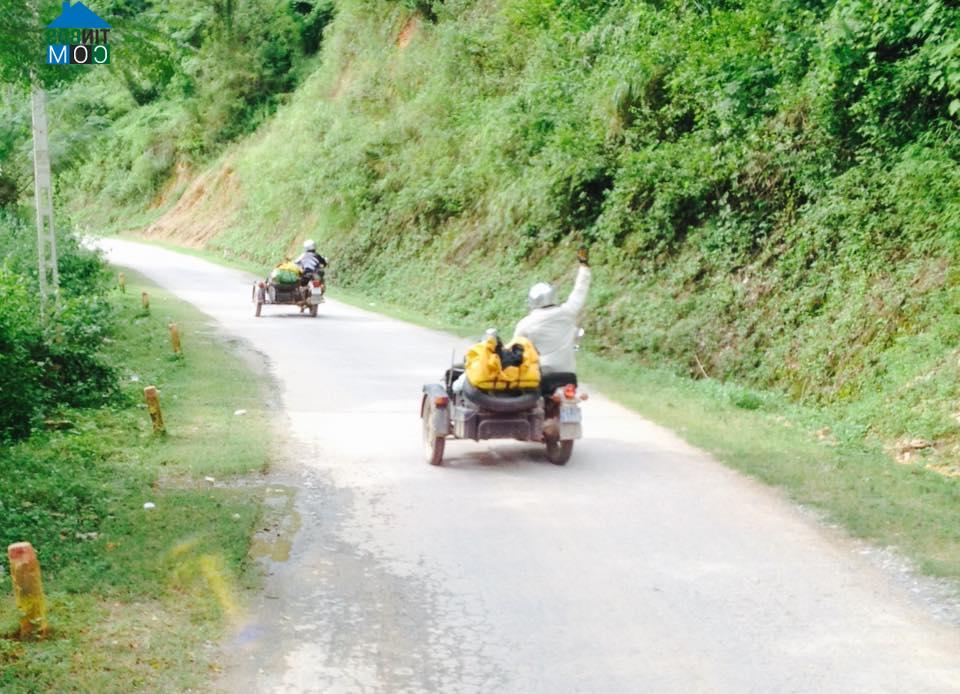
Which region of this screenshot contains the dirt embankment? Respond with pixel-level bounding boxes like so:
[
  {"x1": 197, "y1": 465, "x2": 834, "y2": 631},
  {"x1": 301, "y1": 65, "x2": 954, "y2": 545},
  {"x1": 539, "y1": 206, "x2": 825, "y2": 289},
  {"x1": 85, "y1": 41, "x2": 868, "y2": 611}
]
[{"x1": 141, "y1": 157, "x2": 243, "y2": 248}]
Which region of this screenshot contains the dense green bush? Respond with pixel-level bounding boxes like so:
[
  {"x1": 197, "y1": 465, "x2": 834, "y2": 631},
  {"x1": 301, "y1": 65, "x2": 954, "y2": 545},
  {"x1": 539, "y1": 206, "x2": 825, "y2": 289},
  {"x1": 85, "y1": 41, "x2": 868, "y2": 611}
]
[
  {"x1": 0, "y1": 212, "x2": 116, "y2": 440},
  {"x1": 295, "y1": 0, "x2": 337, "y2": 54},
  {"x1": 0, "y1": 172, "x2": 16, "y2": 207},
  {"x1": 0, "y1": 269, "x2": 45, "y2": 439}
]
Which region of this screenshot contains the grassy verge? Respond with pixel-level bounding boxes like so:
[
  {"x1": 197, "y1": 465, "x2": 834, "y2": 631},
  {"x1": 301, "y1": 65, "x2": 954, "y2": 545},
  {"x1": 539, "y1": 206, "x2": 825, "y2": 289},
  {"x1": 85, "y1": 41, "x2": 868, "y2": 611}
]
[
  {"x1": 0, "y1": 270, "x2": 272, "y2": 691},
  {"x1": 107, "y1": 235, "x2": 960, "y2": 584}
]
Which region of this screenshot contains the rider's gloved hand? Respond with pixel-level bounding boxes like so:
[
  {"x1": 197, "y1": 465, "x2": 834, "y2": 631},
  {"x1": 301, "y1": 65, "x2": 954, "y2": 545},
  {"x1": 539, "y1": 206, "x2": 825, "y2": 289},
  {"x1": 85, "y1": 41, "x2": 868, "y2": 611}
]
[{"x1": 577, "y1": 246, "x2": 589, "y2": 266}]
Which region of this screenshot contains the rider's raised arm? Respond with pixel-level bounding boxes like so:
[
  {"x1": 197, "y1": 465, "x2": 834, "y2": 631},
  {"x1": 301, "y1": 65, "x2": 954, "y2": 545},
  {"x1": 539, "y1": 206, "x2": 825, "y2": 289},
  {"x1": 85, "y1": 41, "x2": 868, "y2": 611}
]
[{"x1": 561, "y1": 264, "x2": 591, "y2": 316}]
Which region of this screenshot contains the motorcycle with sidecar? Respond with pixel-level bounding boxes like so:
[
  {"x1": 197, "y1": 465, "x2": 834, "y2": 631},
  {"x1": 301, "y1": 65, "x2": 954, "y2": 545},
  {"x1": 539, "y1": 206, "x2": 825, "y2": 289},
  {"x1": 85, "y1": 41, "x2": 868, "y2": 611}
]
[
  {"x1": 420, "y1": 330, "x2": 586, "y2": 466},
  {"x1": 252, "y1": 269, "x2": 324, "y2": 317}
]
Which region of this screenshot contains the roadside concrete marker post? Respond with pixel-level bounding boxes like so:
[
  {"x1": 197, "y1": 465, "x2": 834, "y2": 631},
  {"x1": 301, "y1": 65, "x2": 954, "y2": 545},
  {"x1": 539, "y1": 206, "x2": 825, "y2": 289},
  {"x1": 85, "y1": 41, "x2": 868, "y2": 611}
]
[
  {"x1": 141, "y1": 291, "x2": 150, "y2": 311},
  {"x1": 118, "y1": 272, "x2": 126, "y2": 293},
  {"x1": 144, "y1": 386, "x2": 166, "y2": 434},
  {"x1": 7, "y1": 542, "x2": 48, "y2": 639},
  {"x1": 168, "y1": 323, "x2": 182, "y2": 356}
]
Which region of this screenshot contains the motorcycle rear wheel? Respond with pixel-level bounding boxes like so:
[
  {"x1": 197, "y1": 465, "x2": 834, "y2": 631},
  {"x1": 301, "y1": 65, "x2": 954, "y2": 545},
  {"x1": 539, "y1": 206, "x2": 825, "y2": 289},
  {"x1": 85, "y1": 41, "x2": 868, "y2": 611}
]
[
  {"x1": 545, "y1": 438, "x2": 573, "y2": 465},
  {"x1": 422, "y1": 403, "x2": 445, "y2": 466}
]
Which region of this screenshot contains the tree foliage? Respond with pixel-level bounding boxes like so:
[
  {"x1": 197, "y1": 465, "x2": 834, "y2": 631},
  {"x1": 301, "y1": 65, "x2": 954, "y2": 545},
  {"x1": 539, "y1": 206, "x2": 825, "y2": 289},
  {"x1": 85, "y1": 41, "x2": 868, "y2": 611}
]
[{"x1": 0, "y1": 0, "x2": 338, "y2": 205}]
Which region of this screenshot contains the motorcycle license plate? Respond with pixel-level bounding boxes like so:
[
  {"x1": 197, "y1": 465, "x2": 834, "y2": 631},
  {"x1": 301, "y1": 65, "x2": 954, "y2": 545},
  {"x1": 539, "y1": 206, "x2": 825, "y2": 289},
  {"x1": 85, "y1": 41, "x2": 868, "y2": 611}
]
[{"x1": 559, "y1": 405, "x2": 581, "y2": 424}]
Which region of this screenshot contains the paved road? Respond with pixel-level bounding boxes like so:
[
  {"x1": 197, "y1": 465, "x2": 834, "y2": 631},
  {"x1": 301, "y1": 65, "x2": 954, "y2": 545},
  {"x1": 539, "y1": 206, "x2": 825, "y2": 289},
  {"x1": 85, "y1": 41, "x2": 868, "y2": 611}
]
[{"x1": 100, "y1": 239, "x2": 960, "y2": 693}]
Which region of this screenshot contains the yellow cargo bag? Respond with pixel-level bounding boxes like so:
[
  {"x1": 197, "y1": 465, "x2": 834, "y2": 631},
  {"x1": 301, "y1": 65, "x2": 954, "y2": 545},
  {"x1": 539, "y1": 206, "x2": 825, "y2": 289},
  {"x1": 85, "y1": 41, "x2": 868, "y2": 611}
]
[
  {"x1": 269, "y1": 261, "x2": 303, "y2": 285},
  {"x1": 465, "y1": 336, "x2": 541, "y2": 391},
  {"x1": 276, "y1": 261, "x2": 301, "y2": 275}
]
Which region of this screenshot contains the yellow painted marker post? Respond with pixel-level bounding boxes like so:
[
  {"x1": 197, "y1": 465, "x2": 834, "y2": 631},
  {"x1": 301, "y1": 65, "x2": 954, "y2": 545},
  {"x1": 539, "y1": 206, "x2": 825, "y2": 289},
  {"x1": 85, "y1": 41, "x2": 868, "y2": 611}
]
[
  {"x1": 141, "y1": 291, "x2": 150, "y2": 311},
  {"x1": 168, "y1": 323, "x2": 182, "y2": 356},
  {"x1": 7, "y1": 542, "x2": 48, "y2": 639},
  {"x1": 144, "y1": 386, "x2": 165, "y2": 434},
  {"x1": 118, "y1": 272, "x2": 126, "y2": 293}
]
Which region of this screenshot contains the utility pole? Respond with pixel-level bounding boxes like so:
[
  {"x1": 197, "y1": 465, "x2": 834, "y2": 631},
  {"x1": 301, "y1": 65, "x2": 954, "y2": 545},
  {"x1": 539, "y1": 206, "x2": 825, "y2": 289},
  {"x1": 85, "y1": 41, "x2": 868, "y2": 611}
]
[{"x1": 31, "y1": 85, "x2": 59, "y2": 318}]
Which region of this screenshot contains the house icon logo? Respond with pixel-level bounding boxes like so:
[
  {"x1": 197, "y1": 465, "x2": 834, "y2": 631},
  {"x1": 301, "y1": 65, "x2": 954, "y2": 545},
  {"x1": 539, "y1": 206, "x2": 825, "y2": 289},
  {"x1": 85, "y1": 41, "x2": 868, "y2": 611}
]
[{"x1": 45, "y1": 1, "x2": 111, "y2": 65}]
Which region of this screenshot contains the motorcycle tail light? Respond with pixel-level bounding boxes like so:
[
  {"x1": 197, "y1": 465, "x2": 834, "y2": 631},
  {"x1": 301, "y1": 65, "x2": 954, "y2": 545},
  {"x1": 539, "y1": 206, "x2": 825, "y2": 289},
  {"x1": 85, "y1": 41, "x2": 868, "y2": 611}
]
[
  {"x1": 258, "y1": 281, "x2": 265, "y2": 288},
  {"x1": 563, "y1": 384, "x2": 577, "y2": 400},
  {"x1": 434, "y1": 395, "x2": 449, "y2": 407},
  {"x1": 312, "y1": 279, "x2": 321, "y2": 287}
]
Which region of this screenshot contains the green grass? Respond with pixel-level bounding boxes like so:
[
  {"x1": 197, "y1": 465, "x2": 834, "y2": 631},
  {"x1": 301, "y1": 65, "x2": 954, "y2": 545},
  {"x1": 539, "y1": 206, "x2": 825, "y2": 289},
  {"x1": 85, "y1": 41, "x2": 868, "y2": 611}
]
[{"x1": 0, "y1": 270, "x2": 273, "y2": 691}]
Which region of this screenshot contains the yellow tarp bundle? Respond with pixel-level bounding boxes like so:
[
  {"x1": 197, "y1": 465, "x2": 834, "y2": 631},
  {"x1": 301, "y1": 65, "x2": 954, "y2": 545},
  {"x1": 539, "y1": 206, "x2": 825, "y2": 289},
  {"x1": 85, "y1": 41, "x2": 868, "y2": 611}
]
[
  {"x1": 465, "y1": 336, "x2": 541, "y2": 390},
  {"x1": 276, "y1": 261, "x2": 301, "y2": 275},
  {"x1": 270, "y1": 261, "x2": 302, "y2": 285}
]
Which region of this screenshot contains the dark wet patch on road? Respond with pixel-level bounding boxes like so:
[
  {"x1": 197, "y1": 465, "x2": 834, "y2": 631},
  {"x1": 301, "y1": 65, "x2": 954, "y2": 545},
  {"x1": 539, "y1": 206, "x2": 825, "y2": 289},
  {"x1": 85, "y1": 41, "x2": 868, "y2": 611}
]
[{"x1": 250, "y1": 485, "x2": 301, "y2": 563}]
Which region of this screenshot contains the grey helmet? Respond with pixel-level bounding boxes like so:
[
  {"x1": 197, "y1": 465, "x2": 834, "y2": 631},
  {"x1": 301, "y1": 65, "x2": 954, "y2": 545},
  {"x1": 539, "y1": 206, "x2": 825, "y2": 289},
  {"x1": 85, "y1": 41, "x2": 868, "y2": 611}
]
[
  {"x1": 527, "y1": 282, "x2": 556, "y2": 310},
  {"x1": 303, "y1": 239, "x2": 316, "y2": 252}
]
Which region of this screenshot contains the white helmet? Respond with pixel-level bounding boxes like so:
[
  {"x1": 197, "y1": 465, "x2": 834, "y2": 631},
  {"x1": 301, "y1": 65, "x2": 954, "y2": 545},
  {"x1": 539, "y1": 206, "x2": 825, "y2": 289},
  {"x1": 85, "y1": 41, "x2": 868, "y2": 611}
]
[
  {"x1": 527, "y1": 282, "x2": 556, "y2": 310},
  {"x1": 303, "y1": 239, "x2": 316, "y2": 252}
]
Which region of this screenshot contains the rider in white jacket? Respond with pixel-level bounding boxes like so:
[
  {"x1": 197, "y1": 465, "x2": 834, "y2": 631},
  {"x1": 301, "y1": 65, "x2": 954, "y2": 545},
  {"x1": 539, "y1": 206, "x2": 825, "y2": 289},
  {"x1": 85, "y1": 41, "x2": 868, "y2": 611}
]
[{"x1": 513, "y1": 248, "x2": 591, "y2": 375}]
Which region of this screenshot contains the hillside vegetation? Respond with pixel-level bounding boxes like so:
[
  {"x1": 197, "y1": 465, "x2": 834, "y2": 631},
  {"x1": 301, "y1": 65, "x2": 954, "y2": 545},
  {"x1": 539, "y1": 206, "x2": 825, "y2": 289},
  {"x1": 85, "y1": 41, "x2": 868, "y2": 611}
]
[{"x1": 4, "y1": 0, "x2": 960, "y2": 470}]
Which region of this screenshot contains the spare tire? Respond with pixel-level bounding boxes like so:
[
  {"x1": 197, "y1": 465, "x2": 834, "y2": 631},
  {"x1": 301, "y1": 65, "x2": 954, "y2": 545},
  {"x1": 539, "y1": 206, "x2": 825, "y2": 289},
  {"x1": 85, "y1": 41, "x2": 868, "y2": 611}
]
[{"x1": 463, "y1": 381, "x2": 540, "y2": 413}]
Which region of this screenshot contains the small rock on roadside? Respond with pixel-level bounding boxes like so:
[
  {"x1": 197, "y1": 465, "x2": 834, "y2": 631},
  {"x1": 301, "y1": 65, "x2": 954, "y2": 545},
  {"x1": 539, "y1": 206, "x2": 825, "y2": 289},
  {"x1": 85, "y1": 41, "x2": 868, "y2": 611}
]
[
  {"x1": 901, "y1": 438, "x2": 933, "y2": 451},
  {"x1": 892, "y1": 437, "x2": 935, "y2": 464}
]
